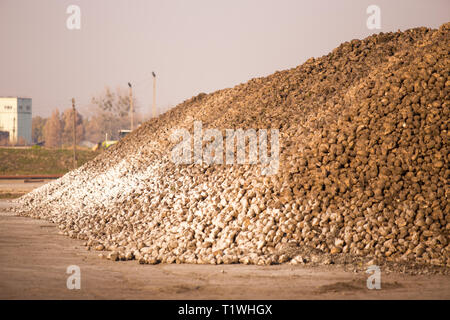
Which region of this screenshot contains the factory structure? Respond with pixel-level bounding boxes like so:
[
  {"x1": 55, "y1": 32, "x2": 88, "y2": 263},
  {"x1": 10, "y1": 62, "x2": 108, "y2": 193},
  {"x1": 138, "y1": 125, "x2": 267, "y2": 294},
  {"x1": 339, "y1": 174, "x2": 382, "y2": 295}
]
[{"x1": 0, "y1": 97, "x2": 32, "y2": 145}]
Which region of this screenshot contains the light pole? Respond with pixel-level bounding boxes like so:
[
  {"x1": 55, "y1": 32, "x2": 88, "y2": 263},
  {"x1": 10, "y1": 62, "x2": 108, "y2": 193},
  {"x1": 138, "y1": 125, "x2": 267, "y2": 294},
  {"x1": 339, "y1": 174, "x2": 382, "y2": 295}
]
[
  {"x1": 72, "y1": 98, "x2": 77, "y2": 169},
  {"x1": 128, "y1": 82, "x2": 134, "y2": 131},
  {"x1": 152, "y1": 71, "x2": 156, "y2": 118}
]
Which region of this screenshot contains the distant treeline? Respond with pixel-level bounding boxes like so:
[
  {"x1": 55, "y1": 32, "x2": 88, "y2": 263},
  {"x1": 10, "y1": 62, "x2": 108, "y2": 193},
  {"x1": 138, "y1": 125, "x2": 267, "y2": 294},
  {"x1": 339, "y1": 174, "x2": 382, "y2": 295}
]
[{"x1": 32, "y1": 86, "x2": 147, "y2": 147}]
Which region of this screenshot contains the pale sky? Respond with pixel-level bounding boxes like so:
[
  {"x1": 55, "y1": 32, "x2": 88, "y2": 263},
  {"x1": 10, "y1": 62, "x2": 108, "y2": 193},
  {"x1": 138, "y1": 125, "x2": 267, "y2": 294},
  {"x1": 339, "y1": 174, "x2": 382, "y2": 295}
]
[{"x1": 0, "y1": 0, "x2": 449, "y2": 117}]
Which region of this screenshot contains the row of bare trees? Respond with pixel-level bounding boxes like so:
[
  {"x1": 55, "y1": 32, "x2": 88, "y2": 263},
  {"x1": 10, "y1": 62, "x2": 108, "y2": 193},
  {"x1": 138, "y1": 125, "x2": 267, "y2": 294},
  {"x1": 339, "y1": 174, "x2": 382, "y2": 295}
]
[
  {"x1": 32, "y1": 109, "x2": 84, "y2": 147},
  {"x1": 32, "y1": 86, "x2": 146, "y2": 148}
]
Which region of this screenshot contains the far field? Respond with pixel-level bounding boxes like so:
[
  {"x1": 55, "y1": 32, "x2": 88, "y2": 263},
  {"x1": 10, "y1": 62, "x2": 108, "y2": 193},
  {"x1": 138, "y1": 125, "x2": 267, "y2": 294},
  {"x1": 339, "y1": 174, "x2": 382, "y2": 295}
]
[
  {"x1": 0, "y1": 147, "x2": 99, "y2": 199},
  {"x1": 0, "y1": 147, "x2": 99, "y2": 176}
]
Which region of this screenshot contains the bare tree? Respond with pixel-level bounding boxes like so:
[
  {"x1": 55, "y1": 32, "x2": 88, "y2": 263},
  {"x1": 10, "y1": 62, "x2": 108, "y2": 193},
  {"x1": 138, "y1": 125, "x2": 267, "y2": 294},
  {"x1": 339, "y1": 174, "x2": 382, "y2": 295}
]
[
  {"x1": 91, "y1": 86, "x2": 134, "y2": 118},
  {"x1": 32, "y1": 116, "x2": 47, "y2": 143},
  {"x1": 86, "y1": 86, "x2": 139, "y2": 141},
  {"x1": 43, "y1": 109, "x2": 62, "y2": 148},
  {"x1": 61, "y1": 109, "x2": 84, "y2": 146}
]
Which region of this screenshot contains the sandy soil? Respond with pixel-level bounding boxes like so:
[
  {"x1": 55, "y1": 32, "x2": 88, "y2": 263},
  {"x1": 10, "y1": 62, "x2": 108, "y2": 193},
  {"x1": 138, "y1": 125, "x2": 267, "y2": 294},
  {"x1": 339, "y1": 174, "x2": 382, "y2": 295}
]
[{"x1": 1, "y1": 199, "x2": 449, "y2": 300}]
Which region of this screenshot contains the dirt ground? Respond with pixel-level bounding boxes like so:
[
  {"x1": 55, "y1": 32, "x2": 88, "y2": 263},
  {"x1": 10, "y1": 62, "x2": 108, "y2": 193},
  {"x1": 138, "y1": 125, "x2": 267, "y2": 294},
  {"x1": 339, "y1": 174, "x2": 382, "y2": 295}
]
[
  {"x1": 0, "y1": 179, "x2": 54, "y2": 199},
  {"x1": 1, "y1": 198, "x2": 449, "y2": 300}
]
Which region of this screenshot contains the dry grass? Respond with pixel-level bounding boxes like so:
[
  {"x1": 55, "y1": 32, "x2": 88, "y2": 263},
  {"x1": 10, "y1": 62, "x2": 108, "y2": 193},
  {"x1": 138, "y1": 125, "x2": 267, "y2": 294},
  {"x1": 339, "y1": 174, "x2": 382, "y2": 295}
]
[{"x1": 0, "y1": 147, "x2": 99, "y2": 175}]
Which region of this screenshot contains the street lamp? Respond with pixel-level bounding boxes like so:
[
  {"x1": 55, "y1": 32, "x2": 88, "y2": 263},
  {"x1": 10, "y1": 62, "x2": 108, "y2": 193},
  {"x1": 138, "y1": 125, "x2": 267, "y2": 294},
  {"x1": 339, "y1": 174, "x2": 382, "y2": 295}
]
[
  {"x1": 128, "y1": 82, "x2": 133, "y2": 130},
  {"x1": 152, "y1": 72, "x2": 156, "y2": 118}
]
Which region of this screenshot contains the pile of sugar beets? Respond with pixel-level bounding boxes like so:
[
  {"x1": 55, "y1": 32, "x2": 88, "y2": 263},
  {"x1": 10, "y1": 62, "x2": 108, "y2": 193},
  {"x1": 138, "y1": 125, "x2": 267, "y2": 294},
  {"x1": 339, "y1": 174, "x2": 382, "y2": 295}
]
[{"x1": 15, "y1": 23, "x2": 449, "y2": 273}]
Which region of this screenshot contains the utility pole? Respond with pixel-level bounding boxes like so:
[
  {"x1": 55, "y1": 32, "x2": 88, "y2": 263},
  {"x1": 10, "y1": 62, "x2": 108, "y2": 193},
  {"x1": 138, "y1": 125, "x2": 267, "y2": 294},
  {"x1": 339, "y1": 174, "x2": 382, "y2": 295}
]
[
  {"x1": 72, "y1": 98, "x2": 77, "y2": 169},
  {"x1": 152, "y1": 71, "x2": 156, "y2": 118},
  {"x1": 128, "y1": 82, "x2": 134, "y2": 131}
]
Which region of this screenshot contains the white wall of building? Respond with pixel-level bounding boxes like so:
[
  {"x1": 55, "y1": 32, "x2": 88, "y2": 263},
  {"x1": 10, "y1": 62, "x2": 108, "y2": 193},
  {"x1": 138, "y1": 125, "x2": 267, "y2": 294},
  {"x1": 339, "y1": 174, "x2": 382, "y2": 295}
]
[{"x1": 0, "y1": 97, "x2": 32, "y2": 144}]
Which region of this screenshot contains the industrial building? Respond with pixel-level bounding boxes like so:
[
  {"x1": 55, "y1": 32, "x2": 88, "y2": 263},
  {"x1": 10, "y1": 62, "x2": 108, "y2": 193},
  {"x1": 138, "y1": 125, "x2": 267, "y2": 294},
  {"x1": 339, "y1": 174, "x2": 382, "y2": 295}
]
[{"x1": 0, "y1": 97, "x2": 32, "y2": 144}]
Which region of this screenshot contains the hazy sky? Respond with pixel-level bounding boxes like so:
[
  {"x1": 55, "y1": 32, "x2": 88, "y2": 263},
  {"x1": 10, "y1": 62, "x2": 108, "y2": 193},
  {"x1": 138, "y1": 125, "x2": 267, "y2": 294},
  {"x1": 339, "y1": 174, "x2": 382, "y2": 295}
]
[{"x1": 1, "y1": 0, "x2": 449, "y2": 117}]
